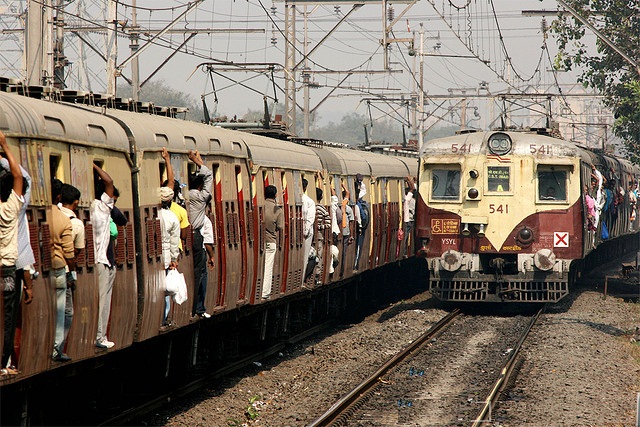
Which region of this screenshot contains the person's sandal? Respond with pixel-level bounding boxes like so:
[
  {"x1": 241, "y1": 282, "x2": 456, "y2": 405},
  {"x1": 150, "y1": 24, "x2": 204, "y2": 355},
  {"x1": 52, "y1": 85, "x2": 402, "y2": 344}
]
[{"x1": 0, "y1": 367, "x2": 18, "y2": 377}]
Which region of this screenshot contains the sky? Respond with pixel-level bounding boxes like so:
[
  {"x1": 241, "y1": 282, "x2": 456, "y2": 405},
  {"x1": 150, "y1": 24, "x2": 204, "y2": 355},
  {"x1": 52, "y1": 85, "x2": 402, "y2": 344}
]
[{"x1": 0, "y1": 0, "x2": 606, "y2": 141}]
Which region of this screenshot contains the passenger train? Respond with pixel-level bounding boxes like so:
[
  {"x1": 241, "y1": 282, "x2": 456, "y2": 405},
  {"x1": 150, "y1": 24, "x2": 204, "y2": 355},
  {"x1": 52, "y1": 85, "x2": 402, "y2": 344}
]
[
  {"x1": 0, "y1": 80, "x2": 419, "y2": 423},
  {"x1": 416, "y1": 129, "x2": 640, "y2": 302}
]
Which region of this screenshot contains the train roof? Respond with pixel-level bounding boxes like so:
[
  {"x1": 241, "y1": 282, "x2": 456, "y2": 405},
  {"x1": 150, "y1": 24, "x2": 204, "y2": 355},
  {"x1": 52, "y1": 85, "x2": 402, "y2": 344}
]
[
  {"x1": 0, "y1": 91, "x2": 130, "y2": 151},
  {"x1": 76, "y1": 106, "x2": 248, "y2": 158},
  {"x1": 333, "y1": 148, "x2": 416, "y2": 178},
  {"x1": 241, "y1": 132, "x2": 324, "y2": 171}
]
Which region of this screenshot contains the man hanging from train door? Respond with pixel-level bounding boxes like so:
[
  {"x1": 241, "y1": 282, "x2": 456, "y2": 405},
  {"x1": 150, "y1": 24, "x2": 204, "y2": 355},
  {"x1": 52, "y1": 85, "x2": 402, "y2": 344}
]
[
  {"x1": 338, "y1": 182, "x2": 354, "y2": 278},
  {"x1": 353, "y1": 173, "x2": 369, "y2": 272},
  {"x1": 51, "y1": 178, "x2": 76, "y2": 361},
  {"x1": 314, "y1": 186, "x2": 331, "y2": 285},
  {"x1": 262, "y1": 185, "x2": 284, "y2": 300},
  {"x1": 301, "y1": 178, "x2": 316, "y2": 279},
  {"x1": 400, "y1": 176, "x2": 416, "y2": 258},
  {"x1": 0, "y1": 147, "x2": 34, "y2": 373},
  {"x1": 58, "y1": 184, "x2": 85, "y2": 357},
  {"x1": 92, "y1": 164, "x2": 117, "y2": 349},
  {"x1": 187, "y1": 149, "x2": 213, "y2": 319},
  {"x1": 160, "y1": 148, "x2": 183, "y2": 328},
  {"x1": 0, "y1": 131, "x2": 27, "y2": 374}
]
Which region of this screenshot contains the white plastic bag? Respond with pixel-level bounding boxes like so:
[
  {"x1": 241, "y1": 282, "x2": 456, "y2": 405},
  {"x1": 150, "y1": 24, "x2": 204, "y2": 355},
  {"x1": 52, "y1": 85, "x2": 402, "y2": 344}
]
[{"x1": 165, "y1": 269, "x2": 188, "y2": 304}]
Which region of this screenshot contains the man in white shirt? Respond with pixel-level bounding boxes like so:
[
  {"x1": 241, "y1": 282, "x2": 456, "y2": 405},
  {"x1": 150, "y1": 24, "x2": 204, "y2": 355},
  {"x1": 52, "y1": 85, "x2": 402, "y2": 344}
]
[
  {"x1": 401, "y1": 176, "x2": 416, "y2": 258},
  {"x1": 0, "y1": 132, "x2": 25, "y2": 374},
  {"x1": 159, "y1": 186, "x2": 180, "y2": 330},
  {"x1": 301, "y1": 178, "x2": 316, "y2": 277},
  {"x1": 91, "y1": 164, "x2": 116, "y2": 349}
]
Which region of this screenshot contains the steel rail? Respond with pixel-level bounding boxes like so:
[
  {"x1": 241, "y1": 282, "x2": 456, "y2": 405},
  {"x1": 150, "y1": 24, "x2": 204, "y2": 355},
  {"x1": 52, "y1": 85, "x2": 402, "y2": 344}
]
[
  {"x1": 307, "y1": 308, "x2": 462, "y2": 427},
  {"x1": 471, "y1": 306, "x2": 545, "y2": 427}
]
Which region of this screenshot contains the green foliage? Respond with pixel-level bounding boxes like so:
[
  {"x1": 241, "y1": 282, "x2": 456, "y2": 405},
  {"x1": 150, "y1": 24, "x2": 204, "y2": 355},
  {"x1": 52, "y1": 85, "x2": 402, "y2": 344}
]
[
  {"x1": 551, "y1": 0, "x2": 640, "y2": 162},
  {"x1": 311, "y1": 112, "x2": 403, "y2": 146},
  {"x1": 245, "y1": 395, "x2": 261, "y2": 420}
]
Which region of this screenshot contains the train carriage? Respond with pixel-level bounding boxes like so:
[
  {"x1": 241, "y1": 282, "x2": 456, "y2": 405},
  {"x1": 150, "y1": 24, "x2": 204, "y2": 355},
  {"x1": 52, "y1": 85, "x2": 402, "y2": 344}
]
[
  {"x1": 0, "y1": 90, "x2": 136, "y2": 374},
  {"x1": 416, "y1": 130, "x2": 640, "y2": 303},
  {"x1": 0, "y1": 82, "x2": 419, "y2": 395}
]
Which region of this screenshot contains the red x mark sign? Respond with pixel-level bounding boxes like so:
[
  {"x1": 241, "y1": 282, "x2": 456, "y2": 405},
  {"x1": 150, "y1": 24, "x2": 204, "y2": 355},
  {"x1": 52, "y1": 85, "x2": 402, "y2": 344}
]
[{"x1": 554, "y1": 232, "x2": 569, "y2": 247}]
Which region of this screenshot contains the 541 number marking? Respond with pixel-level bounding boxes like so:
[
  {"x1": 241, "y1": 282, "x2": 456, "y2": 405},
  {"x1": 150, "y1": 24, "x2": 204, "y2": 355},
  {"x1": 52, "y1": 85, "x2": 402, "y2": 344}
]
[{"x1": 489, "y1": 204, "x2": 509, "y2": 214}]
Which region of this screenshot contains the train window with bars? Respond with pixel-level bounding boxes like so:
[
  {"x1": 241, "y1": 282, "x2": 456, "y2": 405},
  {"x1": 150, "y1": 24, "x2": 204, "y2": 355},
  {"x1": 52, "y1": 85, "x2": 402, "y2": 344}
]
[
  {"x1": 537, "y1": 168, "x2": 568, "y2": 202},
  {"x1": 429, "y1": 167, "x2": 461, "y2": 201},
  {"x1": 486, "y1": 166, "x2": 510, "y2": 192}
]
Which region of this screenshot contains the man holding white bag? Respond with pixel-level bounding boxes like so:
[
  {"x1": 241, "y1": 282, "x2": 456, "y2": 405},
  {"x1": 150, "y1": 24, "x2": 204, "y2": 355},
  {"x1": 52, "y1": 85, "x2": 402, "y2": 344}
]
[{"x1": 160, "y1": 148, "x2": 182, "y2": 331}]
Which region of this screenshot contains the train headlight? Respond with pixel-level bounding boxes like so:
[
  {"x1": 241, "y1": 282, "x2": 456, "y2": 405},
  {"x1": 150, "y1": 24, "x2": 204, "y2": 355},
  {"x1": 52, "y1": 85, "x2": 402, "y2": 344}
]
[
  {"x1": 533, "y1": 249, "x2": 556, "y2": 271},
  {"x1": 488, "y1": 132, "x2": 513, "y2": 156},
  {"x1": 467, "y1": 187, "x2": 479, "y2": 199},
  {"x1": 517, "y1": 226, "x2": 534, "y2": 245},
  {"x1": 440, "y1": 249, "x2": 462, "y2": 272}
]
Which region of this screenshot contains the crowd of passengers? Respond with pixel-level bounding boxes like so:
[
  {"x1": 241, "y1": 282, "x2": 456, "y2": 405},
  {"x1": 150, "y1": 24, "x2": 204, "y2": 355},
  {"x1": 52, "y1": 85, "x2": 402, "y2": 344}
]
[
  {"x1": 0, "y1": 132, "x2": 417, "y2": 377},
  {"x1": 584, "y1": 165, "x2": 640, "y2": 241}
]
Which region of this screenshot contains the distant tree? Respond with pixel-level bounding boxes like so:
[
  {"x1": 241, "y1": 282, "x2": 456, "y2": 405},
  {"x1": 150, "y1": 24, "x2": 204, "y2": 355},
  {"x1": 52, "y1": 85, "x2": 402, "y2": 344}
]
[
  {"x1": 551, "y1": 1, "x2": 640, "y2": 162},
  {"x1": 425, "y1": 124, "x2": 459, "y2": 141},
  {"x1": 311, "y1": 113, "x2": 403, "y2": 146},
  {"x1": 117, "y1": 80, "x2": 205, "y2": 123}
]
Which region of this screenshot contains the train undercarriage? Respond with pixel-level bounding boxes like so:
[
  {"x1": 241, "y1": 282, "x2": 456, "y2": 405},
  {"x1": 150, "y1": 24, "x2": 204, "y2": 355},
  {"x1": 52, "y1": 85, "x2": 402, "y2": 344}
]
[{"x1": 428, "y1": 233, "x2": 640, "y2": 303}]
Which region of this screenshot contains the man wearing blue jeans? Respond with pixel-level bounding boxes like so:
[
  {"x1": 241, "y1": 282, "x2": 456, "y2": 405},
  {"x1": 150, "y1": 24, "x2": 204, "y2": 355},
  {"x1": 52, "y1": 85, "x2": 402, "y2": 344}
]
[{"x1": 50, "y1": 179, "x2": 76, "y2": 362}]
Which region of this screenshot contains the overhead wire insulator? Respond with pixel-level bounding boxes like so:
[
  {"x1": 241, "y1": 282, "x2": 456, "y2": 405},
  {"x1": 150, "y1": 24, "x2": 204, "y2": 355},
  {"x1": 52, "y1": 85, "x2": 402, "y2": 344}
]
[
  {"x1": 271, "y1": 26, "x2": 277, "y2": 46},
  {"x1": 270, "y1": 3, "x2": 277, "y2": 15},
  {"x1": 387, "y1": 5, "x2": 394, "y2": 22}
]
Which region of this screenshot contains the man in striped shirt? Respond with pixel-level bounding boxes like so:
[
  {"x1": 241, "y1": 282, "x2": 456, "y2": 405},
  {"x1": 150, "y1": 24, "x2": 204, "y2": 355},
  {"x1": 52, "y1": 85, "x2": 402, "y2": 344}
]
[{"x1": 314, "y1": 187, "x2": 331, "y2": 285}]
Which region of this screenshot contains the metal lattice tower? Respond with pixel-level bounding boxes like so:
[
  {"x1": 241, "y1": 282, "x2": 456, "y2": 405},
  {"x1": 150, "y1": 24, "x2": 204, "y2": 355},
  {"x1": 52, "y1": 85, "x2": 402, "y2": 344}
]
[{"x1": 0, "y1": 1, "x2": 25, "y2": 79}]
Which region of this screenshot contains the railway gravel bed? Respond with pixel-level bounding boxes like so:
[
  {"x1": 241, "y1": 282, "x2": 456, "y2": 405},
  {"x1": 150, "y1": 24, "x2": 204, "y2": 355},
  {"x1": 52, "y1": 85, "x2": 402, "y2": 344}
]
[
  {"x1": 345, "y1": 314, "x2": 533, "y2": 426},
  {"x1": 138, "y1": 284, "x2": 640, "y2": 427}
]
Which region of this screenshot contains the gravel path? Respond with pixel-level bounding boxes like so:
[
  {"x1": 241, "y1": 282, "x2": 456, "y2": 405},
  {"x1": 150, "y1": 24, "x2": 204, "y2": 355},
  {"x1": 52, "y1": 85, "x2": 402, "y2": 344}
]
[{"x1": 139, "y1": 281, "x2": 640, "y2": 427}]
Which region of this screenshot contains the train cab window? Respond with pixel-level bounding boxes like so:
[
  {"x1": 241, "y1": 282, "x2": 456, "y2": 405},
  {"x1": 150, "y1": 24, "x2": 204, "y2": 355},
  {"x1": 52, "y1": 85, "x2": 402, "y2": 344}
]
[
  {"x1": 50, "y1": 154, "x2": 62, "y2": 182},
  {"x1": 537, "y1": 169, "x2": 568, "y2": 202},
  {"x1": 430, "y1": 168, "x2": 461, "y2": 201},
  {"x1": 486, "y1": 166, "x2": 510, "y2": 192}
]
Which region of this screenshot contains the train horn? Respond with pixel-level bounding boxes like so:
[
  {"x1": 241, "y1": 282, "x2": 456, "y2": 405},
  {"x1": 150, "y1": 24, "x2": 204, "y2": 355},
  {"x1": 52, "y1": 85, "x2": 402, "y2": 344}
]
[
  {"x1": 477, "y1": 224, "x2": 485, "y2": 237},
  {"x1": 461, "y1": 223, "x2": 470, "y2": 236}
]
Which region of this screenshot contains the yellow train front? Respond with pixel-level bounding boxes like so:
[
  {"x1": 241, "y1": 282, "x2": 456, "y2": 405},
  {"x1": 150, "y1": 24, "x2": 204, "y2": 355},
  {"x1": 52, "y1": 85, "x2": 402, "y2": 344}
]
[{"x1": 416, "y1": 130, "x2": 638, "y2": 303}]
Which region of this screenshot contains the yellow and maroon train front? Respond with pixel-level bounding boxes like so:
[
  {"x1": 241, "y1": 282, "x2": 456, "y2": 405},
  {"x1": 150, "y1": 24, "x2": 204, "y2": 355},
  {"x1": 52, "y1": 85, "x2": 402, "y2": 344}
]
[{"x1": 416, "y1": 130, "x2": 592, "y2": 303}]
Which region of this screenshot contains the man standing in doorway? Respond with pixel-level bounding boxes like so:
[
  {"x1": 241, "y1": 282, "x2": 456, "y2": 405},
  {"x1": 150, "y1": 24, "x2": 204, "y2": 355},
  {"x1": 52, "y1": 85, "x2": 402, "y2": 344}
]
[
  {"x1": 301, "y1": 178, "x2": 316, "y2": 276},
  {"x1": 92, "y1": 164, "x2": 116, "y2": 349},
  {"x1": 401, "y1": 176, "x2": 416, "y2": 258},
  {"x1": 188, "y1": 150, "x2": 213, "y2": 319},
  {"x1": 262, "y1": 185, "x2": 283, "y2": 300}
]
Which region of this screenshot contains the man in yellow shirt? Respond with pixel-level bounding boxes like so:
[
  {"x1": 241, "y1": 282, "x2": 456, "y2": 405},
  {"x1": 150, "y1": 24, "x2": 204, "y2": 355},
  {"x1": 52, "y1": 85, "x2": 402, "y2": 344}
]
[{"x1": 161, "y1": 148, "x2": 189, "y2": 251}]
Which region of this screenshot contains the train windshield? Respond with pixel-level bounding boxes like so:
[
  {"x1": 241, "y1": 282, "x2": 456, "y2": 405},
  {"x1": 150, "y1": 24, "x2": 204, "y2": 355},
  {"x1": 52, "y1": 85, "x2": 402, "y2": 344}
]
[
  {"x1": 537, "y1": 169, "x2": 567, "y2": 201},
  {"x1": 431, "y1": 168, "x2": 461, "y2": 200}
]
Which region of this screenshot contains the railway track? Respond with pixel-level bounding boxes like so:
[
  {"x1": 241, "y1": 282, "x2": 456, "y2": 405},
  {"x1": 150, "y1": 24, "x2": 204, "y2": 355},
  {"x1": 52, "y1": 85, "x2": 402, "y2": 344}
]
[{"x1": 308, "y1": 306, "x2": 544, "y2": 426}]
